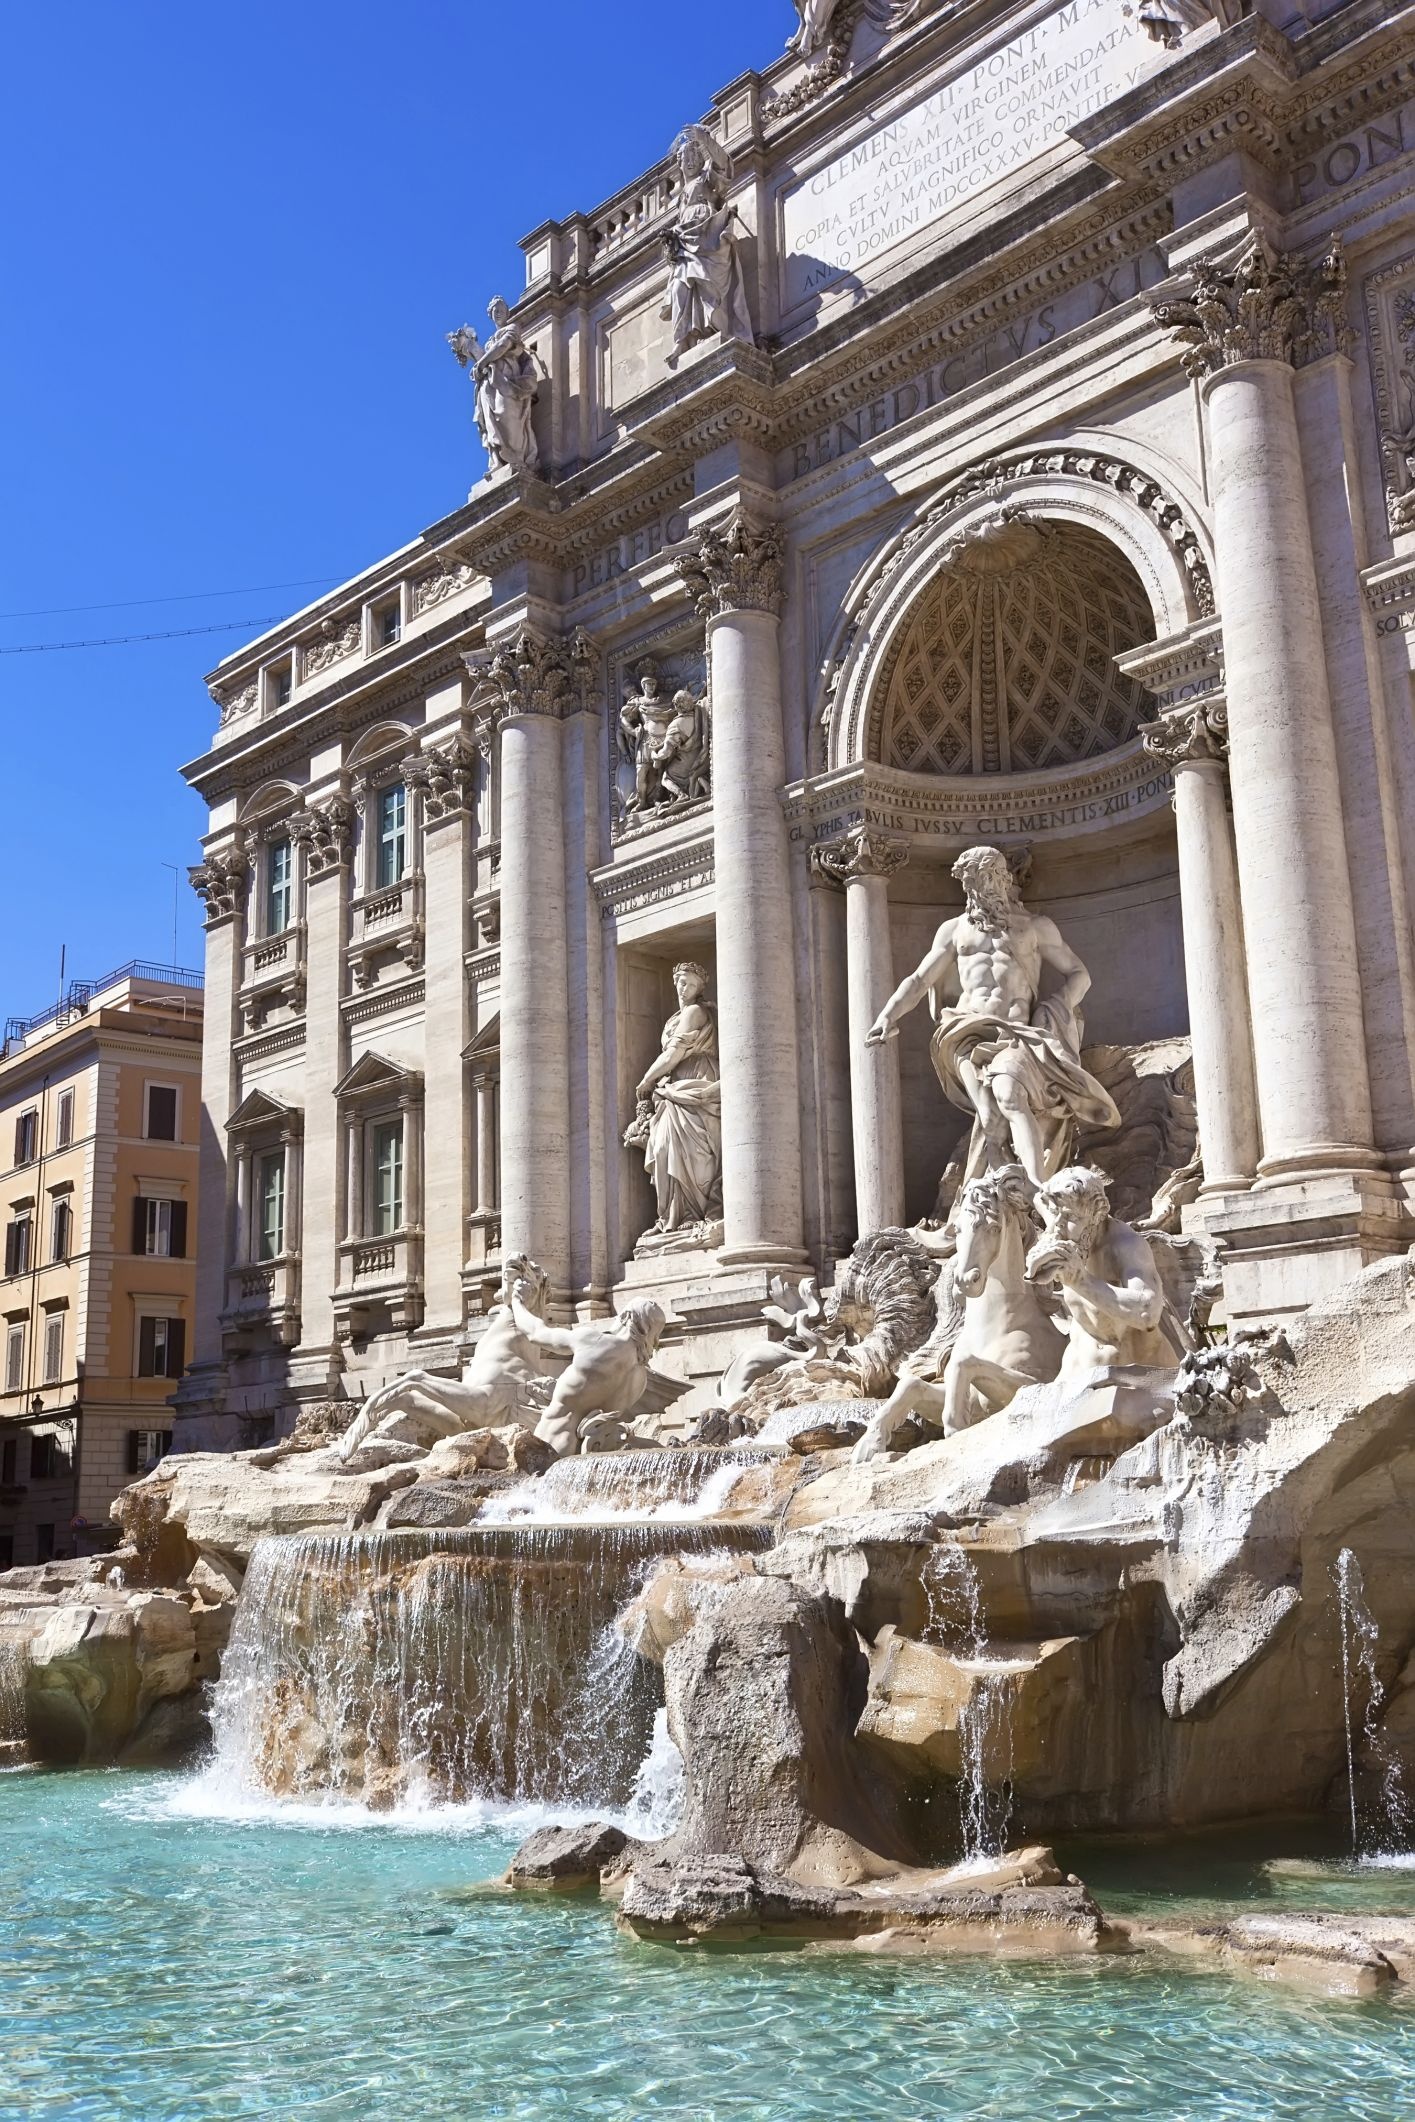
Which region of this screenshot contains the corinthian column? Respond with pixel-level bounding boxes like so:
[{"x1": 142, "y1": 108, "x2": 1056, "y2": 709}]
[
  {"x1": 679, "y1": 512, "x2": 805, "y2": 1266},
  {"x1": 811, "y1": 825, "x2": 908, "y2": 1233},
  {"x1": 404, "y1": 735, "x2": 477, "y2": 1331},
  {"x1": 1141, "y1": 706, "x2": 1259, "y2": 1193},
  {"x1": 469, "y1": 630, "x2": 588, "y2": 1308},
  {"x1": 1154, "y1": 239, "x2": 1379, "y2": 1184}
]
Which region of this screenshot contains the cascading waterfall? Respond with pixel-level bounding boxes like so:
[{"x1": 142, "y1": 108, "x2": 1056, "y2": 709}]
[
  {"x1": 0, "y1": 1639, "x2": 28, "y2": 1759},
  {"x1": 478, "y1": 1445, "x2": 774, "y2": 1525},
  {"x1": 204, "y1": 1519, "x2": 766, "y2": 1813},
  {"x1": 923, "y1": 1544, "x2": 1016, "y2": 1862},
  {"x1": 1335, "y1": 1546, "x2": 1411, "y2": 1858}
]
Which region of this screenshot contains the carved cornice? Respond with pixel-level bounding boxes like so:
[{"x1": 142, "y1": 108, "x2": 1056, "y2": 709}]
[
  {"x1": 1151, "y1": 235, "x2": 1352, "y2": 381},
  {"x1": 189, "y1": 848, "x2": 248, "y2": 925},
  {"x1": 402, "y1": 735, "x2": 478, "y2": 825},
  {"x1": 809, "y1": 823, "x2": 910, "y2": 885},
  {"x1": 290, "y1": 795, "x2": 355, "y2": 877},
  {"x1": 211, "y1": 677, "x2": 259, "y2": 728},
  {"x1": 678, "y1": 511, "x2": 784, "y2": 618},
  {"x1": 301, "y1": 614, "x2": 362, "y2": 683},
  {"x1": 1139, "y1": 702, "x2": 1229, "y2": 769},
  {"x1": 409, "y1": 555, "x2": 478, "y2": 616}
]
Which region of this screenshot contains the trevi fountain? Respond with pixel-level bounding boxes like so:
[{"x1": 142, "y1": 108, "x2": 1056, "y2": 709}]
[{"x1": 9, "y1": 0, "x2": 1415, "y2": 2114}]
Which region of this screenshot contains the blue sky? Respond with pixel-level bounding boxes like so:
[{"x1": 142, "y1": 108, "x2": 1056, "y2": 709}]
[{"x1": 1, "y1": 0, "x2": 776, "y2": 1018}]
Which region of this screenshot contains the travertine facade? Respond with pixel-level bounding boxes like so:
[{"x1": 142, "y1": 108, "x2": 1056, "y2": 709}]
[
  {"x1": 181, "y1": 0, "x2": 1415, "y2": 1443},
  {"x1": 0, "y1": 966, "x2": 203, "y2": 1558}
]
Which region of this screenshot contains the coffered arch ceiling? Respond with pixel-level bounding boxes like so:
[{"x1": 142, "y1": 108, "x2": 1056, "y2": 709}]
[{"x1": 869, "y1": 519, "x2": 1156, "y2": 777}]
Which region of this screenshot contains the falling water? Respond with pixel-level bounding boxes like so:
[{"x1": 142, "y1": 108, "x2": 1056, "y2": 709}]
[
  {"x1": 478, "y1": 1446, "x2": 774, "y2": 1526},
  {"x1": 0, "y1": 1639, "x2": 28, "y2": 1760},
  {"x1": 1335, "y1": 1547, "x2": 1411, "y2": 1858},
  {"x1": 202, "y1": 1521, "x2": 766, "y2": 1814},
  {"x1": 923, "y1": 1544, "x2": 1016, "y2": 1862}
]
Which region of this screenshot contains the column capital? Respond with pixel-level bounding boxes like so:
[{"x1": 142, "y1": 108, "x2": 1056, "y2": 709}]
[
  {"x1": 1140, "y1": 702, "x2": 1229, "y2": 770},
  {"x1": 679, "y1": 509, "x2": 784, "y2": 619},
  {"x1": 809, "y1": 824, "x2": 910, "y2": 886},
  {"x1": 464, "y1": 625, "x2": 597, "y2": 728},
  {"x1": 189, "y1": 846, "x2": 247, "y2": 926},
  {"x1": 1151, "y1": 234, "x2": 1351, "y2": 382},
  {"x1": 403, "y1": 735, "x2": 478, "y2": 826},
  {"x1": 290, "y1": 794, "x2": 355, "y2": 877}
]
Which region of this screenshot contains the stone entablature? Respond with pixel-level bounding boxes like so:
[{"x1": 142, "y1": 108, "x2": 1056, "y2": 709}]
[{"x1": 783, "y1": 745, "x2": 1174, "y2": 858}]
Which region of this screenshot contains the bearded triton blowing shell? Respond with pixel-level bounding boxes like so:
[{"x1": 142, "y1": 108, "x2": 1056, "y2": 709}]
[{"x1": 866, "y1": 845, "x2": 1120, "y2": 1188}]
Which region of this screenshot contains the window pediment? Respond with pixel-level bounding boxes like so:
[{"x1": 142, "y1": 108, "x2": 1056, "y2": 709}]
[
  {"x1": 334, "y1": 1051, "x2": 423, "y2": 1104},
  {"x1": 227, "y1": 1089, "x2": 304, "y2": 1137}
]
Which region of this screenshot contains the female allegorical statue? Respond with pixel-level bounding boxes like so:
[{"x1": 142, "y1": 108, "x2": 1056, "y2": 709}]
[
  {"x1": 660, "y1": 126, "x2": 754, "y2": 369},
  {"x1": 447, "y1": 296, "x2": 542, "y2": 476},
  {"x1": 624, "y1": 961, "x2": 724, "y2": 1252}
]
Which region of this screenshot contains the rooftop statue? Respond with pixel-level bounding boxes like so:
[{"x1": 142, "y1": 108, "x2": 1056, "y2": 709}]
[
  {"x1": 447, "y1": 297, "x2": 543, "y2": 477},
  {"x1": 790, "y1": 0, "x2": 845, "y2": 56},
  {"x1": 661, "y1": 125, "x2": 754, "y2": 368},
  {"x1": 1026, "y1": 1164, "x2": 1192, "y2": 1375},
  {"x1": 867, "y1": 844, "x2": 1120, "y2": 1188},
  {"x1": 624, "y1": 961, "x2": 724, "y2": 1254}
]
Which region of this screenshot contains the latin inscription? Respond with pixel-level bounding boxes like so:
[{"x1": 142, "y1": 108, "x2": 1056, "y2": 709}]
[
  {"x1": 781, "y1": 0, "x2": 1158, "y2": 304},
  {"x1": 794, "y1": 774, "x2": 1174, "y2": 848},
  {"x1": 782, "y1": 250, "x2": 1164, "y2": 481},
  {"x1": 572, "y1": 510, "x2": 690, "y2": 599},
  {"x1": 1288, "y1": 103, "x2": 1412, "y2": 211}
]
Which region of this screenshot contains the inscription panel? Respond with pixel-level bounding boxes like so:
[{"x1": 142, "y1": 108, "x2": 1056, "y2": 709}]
[{"x1": 780, "y1": 0, "x2": 1159, "y2": 307}]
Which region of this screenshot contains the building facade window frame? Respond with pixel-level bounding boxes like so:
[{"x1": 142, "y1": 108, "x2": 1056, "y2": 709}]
[
  {"x1": 221, "y1": 1089, "x2": 303, "y2": 1349},
  {"x1": 132, "y1": 1191, "x2": 188, "y2": 1260},
  {"x1": 13, "y1": 1108, "x2": 38, "y2": 1169},
  {"x1": 4, "y1": 1319, "x2": 24, "y2": 1394},
  {"x1": 54, "y1": 1088, "x2": 75, "y2": 1150},
  {"x1": 4, "y1": 1206, "x2": 34, "y2": 1279},
  {"x1": 143, "y1": 1081, "x2": 181, "y2": 1142},
  {"x1": 135, "y1": 1309, "x2": 187, "y2": 1380},
  {"x1": 332, "y1": 1051, "x2": 425, "y2": 1337}
]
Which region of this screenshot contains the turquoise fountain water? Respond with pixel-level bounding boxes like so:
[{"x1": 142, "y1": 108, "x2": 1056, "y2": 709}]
[{"x1": 4, "y1": 1768, "x2": 1415, "y2": 2122}]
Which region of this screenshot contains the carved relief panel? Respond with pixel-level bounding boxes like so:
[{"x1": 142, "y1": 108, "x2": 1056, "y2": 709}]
[{"x1": 1365, "y1": 256, "x2": 1415, "y2": 535}]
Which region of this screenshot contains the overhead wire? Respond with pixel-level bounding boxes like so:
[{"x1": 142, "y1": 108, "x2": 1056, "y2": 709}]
[{"x1": 0, "y1": 617, "x2": 288, "y2": 655}]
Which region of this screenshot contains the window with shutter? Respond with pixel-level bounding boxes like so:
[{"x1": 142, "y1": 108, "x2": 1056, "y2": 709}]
[
  {"x1": 49, "y1": 1198, "x2": 70, "y2": 1263},
  {"x1": 170, "y1": 1201, "x2": 188, "y2": 1259},
  {"x1": 13, "y1": 1111, "x2": 37, "y2": 1166},
  {"x1": 137, "y1": 1316, "x2": 157, "y2": 1376},
  {"x1": 42, "y1": 1316, "x2": 63, "y2": 1384},
  {"x1": 165, "y1": 1317, "x2": 186, "y2": 1379},
  {"x1": 55, "y1": 1089, "x2": 74, "y2": 1149},
  {"x1": 4, "y1": 1325, "x2": 22, "y2": 1394},
  {"x1": 145, "y1": 1086, "x2": 178, "y2": 1141},
  {"x1": 137, "y1": 1198, "x2": 172, "y2": 1257},
  {"x1": 5, "y1": 1217, "x2": 32, "y2": 1279}
]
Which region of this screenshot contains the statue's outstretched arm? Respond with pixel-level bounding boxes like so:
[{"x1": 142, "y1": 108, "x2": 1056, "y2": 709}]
[
  {"x1": 509, "y1": 1290, "x2": 575, "y2": 1356},
  {"x1": 867, "y1": 927, "x2": 956, "y2": 1043}
]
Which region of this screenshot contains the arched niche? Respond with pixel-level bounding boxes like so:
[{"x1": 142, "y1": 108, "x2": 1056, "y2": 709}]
[{"x1": 821, "y1": 451, "x2": 1213, "y2": 774}]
